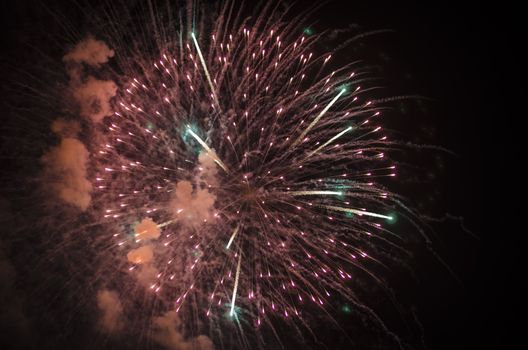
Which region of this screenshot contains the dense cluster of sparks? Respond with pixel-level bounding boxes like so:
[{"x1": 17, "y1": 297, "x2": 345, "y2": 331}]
[{"x1": 87, "y1": 1, "x2": 406, "y2": 341}]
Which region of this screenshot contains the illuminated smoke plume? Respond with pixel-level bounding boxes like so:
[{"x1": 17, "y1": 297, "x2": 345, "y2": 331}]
[
  {"x1": 50, "y1": 118, "x2": 81, "y2": 138},
  {"x1": 96, "y1": 289, "x2": 124, "y2": 334},
  {"x1": 197, "y1": 152, "x2": 219, "y2": 187},
  {"x1": 63, "y1": 35, "x2": 115, "y2": 67},
  {"x1": 170, "y1": 152, "x2": 218, "y2": 227},
  {"x1": 41, "y1": 129, "x2": 92, "y2": 211},
  {"x1": 63, "y1": 36, "x2": 117, "y2": 123},
  {"x1": 40, "y1": 36, "x2": 116, "y2": 210},
  {"x1": 170, "y1": 180, "x2": 216, "y2": 227},
  {"x1": 127, "y1": 219, "x2": 163, "y2": 288},
  {"x1": 127, "y1": 245, "x2": 154, "y2": 265},
  {"x1": 135, "y1": 217, "x2": 161, "y2": 241},
  {"x1": 72, "y1": 76, "x2": 117, "y2": 123},
  {"x1": 136, "y1": 264, "x2": 159, "y2": 288},
  {"x1": 152, "y1": 311, "x2": 214, "y2": 350}
]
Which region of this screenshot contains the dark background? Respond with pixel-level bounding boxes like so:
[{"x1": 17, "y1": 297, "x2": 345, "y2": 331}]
[
  {"x1": 294, "y1": 2, "x2": 489, "y2": 349},
  {"x1": 1, "y1": 0, "x2": 491, "y2": 349}
]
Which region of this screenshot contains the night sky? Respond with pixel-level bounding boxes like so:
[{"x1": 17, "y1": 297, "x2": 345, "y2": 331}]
[{"x1": 1, "y1": 1, "x2": 489, "y2": 349}]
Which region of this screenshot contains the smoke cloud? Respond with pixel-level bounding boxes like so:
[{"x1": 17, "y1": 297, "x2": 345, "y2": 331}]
[
  {"x1": 152, "y1": 311, "x2": 214, "y2": 350},
  {"x1": 170, "y1": 181, "x2": 216, "y2": 227},
  {"x1": 41, "y1": 36, "x2": 115, "y2": 210},
  {"x1": 127, "y1": 243, "x2": 158, "y2": 288},
  {"x1": 136, "y1": 264, "x2": 159, "y2": 288},
  {"x1": 50, "y1": 118, "x2": 81, "y2": 138},
  {"x1": 197, "y1": 152, "x2": 219, "y2": 187},
  {"x1": 127, "y1": 218, "x2": 162, "y2": 288},
  {"x1": 41, "y1": 136, "x2": 92, "y2": 211},
  {"x1": 73, "y1": 76, "x2": 117, "y2": 123},
  {"x1": 63, "y1": 36, "x2": 115, "y2": 67},
  {"x1": 63, "y1": 36, "x2": 117, "y2": 123},
  {"x1": 135, "y1": 217, "x2": 161, "y2": 241},
  {"x1": 96, "y1": 289, "x2": 124, "y2": 334},
  {"x1": 170, "y1": 152, "x2": 218, "y2": 227},
  {"x1": 126, "y1": 245, "x2": 154, "y2": 265}
]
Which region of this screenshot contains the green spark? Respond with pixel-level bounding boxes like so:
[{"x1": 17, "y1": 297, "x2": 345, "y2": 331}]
[{"x1": 386, "y1": 213, "x2": 397, "y2": 224}]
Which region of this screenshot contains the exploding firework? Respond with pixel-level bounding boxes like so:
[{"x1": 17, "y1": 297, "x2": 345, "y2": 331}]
[{"x1": 3, "y1": 1, "x2": 428, "y2": 349}]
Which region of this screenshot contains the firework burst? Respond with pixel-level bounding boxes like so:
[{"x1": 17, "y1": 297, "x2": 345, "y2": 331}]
[{"x1": 5, "y1": 1, "x2": 426, "y2": 348}]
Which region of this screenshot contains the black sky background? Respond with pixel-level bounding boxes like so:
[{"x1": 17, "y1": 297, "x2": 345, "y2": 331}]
[{"x1": 0, "y1": 0, "x2": 492, "y2": 349}]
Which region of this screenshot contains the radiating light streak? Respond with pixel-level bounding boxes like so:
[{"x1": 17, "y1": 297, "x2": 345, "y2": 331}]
[
  {"x1": 186, "y1": 127, "x2": 229, "y2": 172},
  {"x1": 293, "y1": 88, "x2": 346, "y2": 146},
  {"x1": 230, "y1": 251, "x2": 242, "y2": 316},
  {"x1": 306, "y1": 126, "x2": 353, "y2": 158},
  {"x1": 226, "y1": 225, "x2": 240, "y2": 249},
  {"x1": 289, "y1": 191, "x2": 343, "y2": 196},
  {"x1": 191, "y1": 32, "x2": 219, "y2": 107},
  {"x1": 322, "y1": 205, "x2": 393, "y2": 220},
  {"x1": 157, "y1": 219, "x2": 175, "y2": 228}
]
